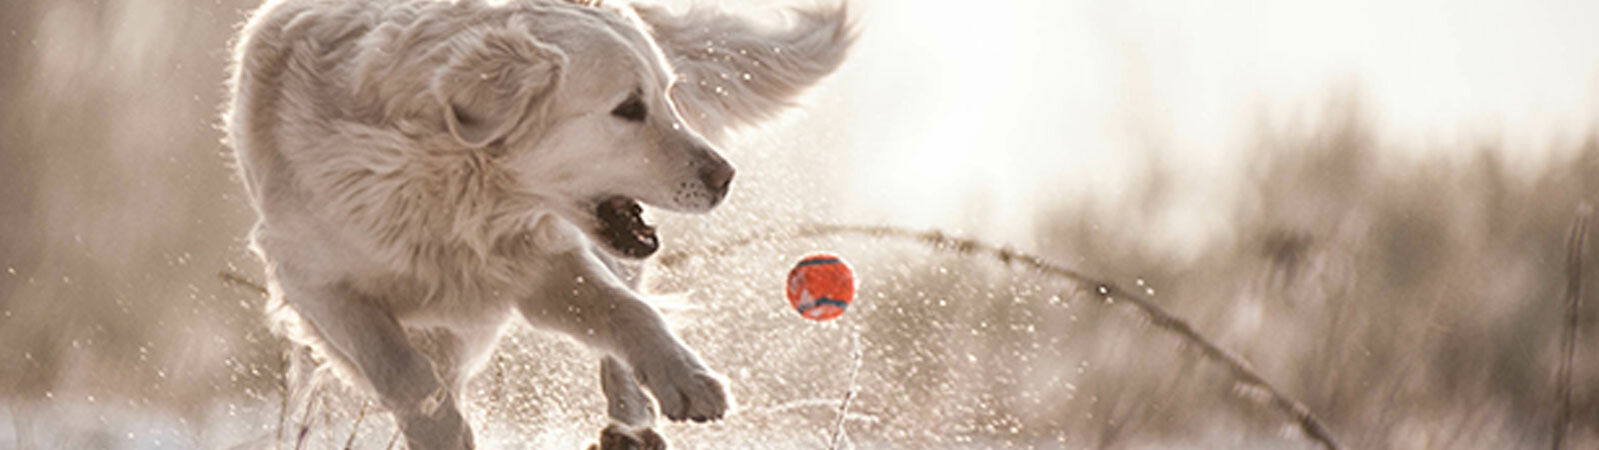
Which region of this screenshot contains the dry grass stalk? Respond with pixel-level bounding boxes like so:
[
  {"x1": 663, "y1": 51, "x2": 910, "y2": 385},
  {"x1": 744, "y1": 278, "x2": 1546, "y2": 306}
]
[
  {"x1": 658, "y1": 223, "x2": 1341, "y2": 450},
  {"x1": 1554, "y1": 208, "x2": 1589, "y2": 450},
  {"x1": 828, "y1": 333, "x2": 865, "y2": 450},
  {"x1": 220, "y1": 271, "x2": 269, "y2": 296},
  {"x1": 221, "y1": 272, "x2": 293, "y2": 449},
  {"x1": 277, "y1": 349, "x2": 290, "y2": 450},
  {"x1": 344, "y1": 402, "x2": 370, "y2": 450},
  {"x1": 295, "y1": 383, "x2": 325, "y2": 450}
]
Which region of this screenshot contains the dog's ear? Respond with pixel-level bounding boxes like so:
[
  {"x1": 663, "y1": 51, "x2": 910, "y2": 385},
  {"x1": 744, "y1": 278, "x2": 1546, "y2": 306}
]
[
  {"x1": 432, "y1": 24, "x2": 566, "y2": 148},
  {"x1": 632, "y1": 2, "x2": 855, "y2": 142}
]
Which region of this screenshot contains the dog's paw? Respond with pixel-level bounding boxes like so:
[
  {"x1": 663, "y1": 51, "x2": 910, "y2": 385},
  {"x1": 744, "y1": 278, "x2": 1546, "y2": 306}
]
[
  {"x1": 588, "y1": 424, "x2": 666, "y2": 450},
  {"x1": 635, "y1": 358, "x2": 730, "y2": 422}
]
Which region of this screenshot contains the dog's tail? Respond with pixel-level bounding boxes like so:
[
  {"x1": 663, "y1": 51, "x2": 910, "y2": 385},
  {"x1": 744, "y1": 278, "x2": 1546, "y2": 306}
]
[{"x1": 632, "y1": 2, "x2": 857, "y2": 142}]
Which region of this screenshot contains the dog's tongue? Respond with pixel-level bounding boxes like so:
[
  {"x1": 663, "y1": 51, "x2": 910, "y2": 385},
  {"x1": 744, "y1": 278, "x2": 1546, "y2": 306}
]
[{"x1": 595, "y1": 196, "x2": 659, "y2": 258}]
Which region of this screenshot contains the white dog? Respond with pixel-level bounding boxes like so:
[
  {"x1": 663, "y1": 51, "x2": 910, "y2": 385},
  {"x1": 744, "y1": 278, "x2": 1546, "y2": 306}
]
[{"x1": 223, "y1": 0, "x2": 851, "y2": 448}]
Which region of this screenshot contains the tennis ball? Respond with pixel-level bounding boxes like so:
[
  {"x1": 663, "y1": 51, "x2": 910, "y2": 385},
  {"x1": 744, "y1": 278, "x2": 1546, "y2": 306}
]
[{"x1": 785, "y1": 253, "x2": 856, "y2": 321}]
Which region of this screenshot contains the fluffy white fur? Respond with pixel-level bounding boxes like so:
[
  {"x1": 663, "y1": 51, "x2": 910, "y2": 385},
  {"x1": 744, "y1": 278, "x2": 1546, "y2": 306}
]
[{"x1": 223, "y1": 0, "x2": 852, "y2": 448}]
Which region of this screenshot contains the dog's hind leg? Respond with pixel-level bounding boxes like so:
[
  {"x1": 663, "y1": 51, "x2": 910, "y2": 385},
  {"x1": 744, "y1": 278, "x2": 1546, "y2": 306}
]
[
  {"x1": 276, "y1": 276, "x2": 473, "y2": 450},
  {"x1": 413, "y1": 323, "x2": 508, "y2": 394}
]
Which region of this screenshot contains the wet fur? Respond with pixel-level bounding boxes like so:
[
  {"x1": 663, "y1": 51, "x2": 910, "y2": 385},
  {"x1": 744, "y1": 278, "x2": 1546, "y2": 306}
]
[{"x1": 223, "y1": 0, "x2": 851, "y2": 448}]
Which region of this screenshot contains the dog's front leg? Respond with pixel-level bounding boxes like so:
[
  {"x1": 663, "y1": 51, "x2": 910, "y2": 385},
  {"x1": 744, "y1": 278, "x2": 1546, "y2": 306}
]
[
  {"x1": 590, "y1": 356, "x2": 668, "y2": 450},
  {"x1": 276, "y1": 276, "x2": 473, "y2": 450},
  {"x1": 601, "y1": 356, "x2": 656, "y2": 426},
  {"x1": 517, "y1": 248, "x2": 730, "y2": 423}
]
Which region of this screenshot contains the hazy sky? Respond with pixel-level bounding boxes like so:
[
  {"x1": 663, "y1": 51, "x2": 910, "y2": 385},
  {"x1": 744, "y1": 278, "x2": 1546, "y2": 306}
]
[{"x1": 674, "y1": 0, "x2": 1599, "y2": 244}]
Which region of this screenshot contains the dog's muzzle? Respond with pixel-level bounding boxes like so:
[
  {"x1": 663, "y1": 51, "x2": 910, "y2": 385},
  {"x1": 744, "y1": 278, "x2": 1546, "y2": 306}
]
[{"x1": 698, "y1": 161, "x2": 735, "y2": 202}]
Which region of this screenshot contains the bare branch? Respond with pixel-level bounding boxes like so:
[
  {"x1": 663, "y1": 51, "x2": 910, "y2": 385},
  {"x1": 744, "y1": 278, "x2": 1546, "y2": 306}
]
[{"x1": 659, "y1": 223, "x2": 1342, "y2": 450}]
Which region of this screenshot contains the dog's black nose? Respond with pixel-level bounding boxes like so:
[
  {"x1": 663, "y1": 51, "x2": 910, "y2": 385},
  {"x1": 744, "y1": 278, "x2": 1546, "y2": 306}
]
[{"x1": 700, "y1": 162, "x2": 735, "y2": 193}]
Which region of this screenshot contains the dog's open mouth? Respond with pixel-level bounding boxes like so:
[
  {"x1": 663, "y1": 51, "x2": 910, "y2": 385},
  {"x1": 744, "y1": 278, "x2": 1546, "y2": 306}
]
[{"x1": 594, "y1": 196, "x2": 659, "y2": 258}]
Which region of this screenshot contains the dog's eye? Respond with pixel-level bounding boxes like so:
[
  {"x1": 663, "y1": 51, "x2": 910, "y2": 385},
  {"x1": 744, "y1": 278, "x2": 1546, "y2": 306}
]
[{"x1": 610, "y1": 95, "x2": 647, "y2": 123}]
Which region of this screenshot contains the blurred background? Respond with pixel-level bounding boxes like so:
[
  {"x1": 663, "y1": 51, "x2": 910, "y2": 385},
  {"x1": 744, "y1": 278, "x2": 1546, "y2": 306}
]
[{"x1": 3, "y1": 0, "x2": 1599, "y2": 448}]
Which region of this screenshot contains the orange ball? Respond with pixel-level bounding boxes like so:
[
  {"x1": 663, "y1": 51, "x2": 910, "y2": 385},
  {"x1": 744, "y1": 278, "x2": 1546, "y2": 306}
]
[{"x1": 785, "y1": 253, "x2": 856, "y2": 321}]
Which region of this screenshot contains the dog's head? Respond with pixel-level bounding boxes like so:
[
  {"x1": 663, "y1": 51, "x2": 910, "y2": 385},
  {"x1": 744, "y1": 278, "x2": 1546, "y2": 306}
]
[{"x1": 426, "y1": 1, "x2": 853, "y2": 258}]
